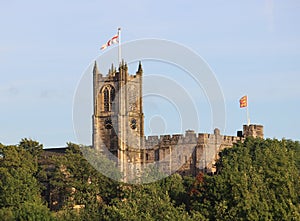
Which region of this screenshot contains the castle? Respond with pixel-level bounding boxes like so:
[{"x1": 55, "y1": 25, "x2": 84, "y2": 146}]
[{"x1": 92, "y1": 61, "x2": 264, "y2": 179}]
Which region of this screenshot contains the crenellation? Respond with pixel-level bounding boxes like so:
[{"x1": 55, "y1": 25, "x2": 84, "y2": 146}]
[
  {"x1": 184, "y1": 130, "x2": 197, "y2": 143},
  {"x1": 146, "y1": 135, "x2": 159, "y2": 142},
  {"x1": 172, "y1": 134, "x2": 183, "y2": 139},
  {"x1": 197, "y1": 133, "x2": 206, "y2": 143},
  {"x1": 92, "y1": 60, "x2": 265, "y2": 180},
  {"x1": 161, "y1": 135, "x2": 171, "y2": 140},
  {"x1": 243, "y1": 124, "x2": 264, "y2": 138}
]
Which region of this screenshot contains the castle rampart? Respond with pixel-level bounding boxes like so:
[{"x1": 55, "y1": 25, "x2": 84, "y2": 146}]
[
  {"x1": 92, "y1": 61, "x2": 264, "y2": 180},
  {"x1": 140, "y1": 124, "x2": 262, "y2": 176}
]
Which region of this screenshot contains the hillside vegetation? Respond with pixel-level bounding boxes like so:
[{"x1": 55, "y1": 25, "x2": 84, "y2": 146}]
[{"x1": 0, "y1": 137, "x2": 300, "y2": 220}]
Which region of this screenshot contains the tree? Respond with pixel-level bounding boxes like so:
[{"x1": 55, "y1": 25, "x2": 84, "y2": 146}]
[
  {"x1": 19, "y1": 138, "x2": 43, "y2": 157},
  {"x1": 190, "y1": 138, "x2": 300, "y2": 220},
  {"x1": 0, "y1": 144, "x2": 53, "y2": 220},
  {"x1": 49, "y1": 143, "x2": 121, "y2": 215},
  {"x1": 102, "y1": 183, "x2": 193, "y2": 221}
]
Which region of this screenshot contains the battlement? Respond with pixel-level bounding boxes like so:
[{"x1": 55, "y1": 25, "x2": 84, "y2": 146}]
[
  {"x1": 243, "y1": 124, "x2": 264, "y2": 138},
  {"x1": 144, "y1": 130, "x2": 197, "y2": 147},
  {"x1": 95, "y1": 61, "x2": 142, "y2": 84},
  {"x1": 92, "y1": 59, "x2": 265, "y2": 180},
  {"x1": 143, "y1": 128, "x2": 247, "y2": 150},
  {"x1": 142, "y1": 124, "x2": 262, "y2": 151}
]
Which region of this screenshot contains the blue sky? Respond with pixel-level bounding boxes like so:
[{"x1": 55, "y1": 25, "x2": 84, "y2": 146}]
[{"x1": 0, "y1": 0, "x2": 299, "y2": 147}]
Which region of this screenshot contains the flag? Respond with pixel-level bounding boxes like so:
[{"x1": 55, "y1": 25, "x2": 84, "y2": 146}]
[
  {"x1": 101, "y1": 33, "x2": 119, "y2": 50},
  {"x1": 240, "y1": 95, "x2": 248, "y2": 108}
]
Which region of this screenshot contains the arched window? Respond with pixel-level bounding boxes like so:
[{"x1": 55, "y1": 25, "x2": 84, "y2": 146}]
[{"x1": 102, "y1": 85, "x2": 115, "y2": 112}]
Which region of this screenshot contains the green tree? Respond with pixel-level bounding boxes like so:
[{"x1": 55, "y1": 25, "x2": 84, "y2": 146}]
[
  {"x1": 19, "y1": 138, "x2": 43, "y2": 157},
  {"x1": 0, "y1": 144, "x2": 53, "y2": 220},
  {"x1": 190, "y1": 138, "x2": 300, "y2": 220},
  {"x1": 49, "y1": 143, "x2": 121, "y2": 217},
  {"x1": 102, "y1": 183, "x2": 193, "y2": 221}
]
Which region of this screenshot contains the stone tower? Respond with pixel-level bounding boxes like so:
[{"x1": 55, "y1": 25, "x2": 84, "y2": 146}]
[
  {"x1": 92, "y1": 61, "x2": 144, "y2": 174},
  {"x1": 243, "y1": 124, "x2": 264, "y2": 138},
  {"x1": 91, "y1": 59, "x2": 265, "y2": 181}
]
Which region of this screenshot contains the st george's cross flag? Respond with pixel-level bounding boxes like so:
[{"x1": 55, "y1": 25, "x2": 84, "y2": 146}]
[
  {"x1": 239, "y1": 95, "x2": 248, "y2": 108},
  {"x1": 101, "y1": 33, "x2": 119, "y2": 50}
]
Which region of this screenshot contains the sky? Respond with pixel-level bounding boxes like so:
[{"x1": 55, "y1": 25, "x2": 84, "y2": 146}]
[{"x1": 0, "y1": 0, "x2": 299, "y2": 147}]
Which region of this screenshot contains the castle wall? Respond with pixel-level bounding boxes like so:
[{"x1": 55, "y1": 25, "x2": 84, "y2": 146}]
[
  {"x1": 92, "y1": 60, "x2": 264, "y2": 181},
  {"x1": 243, "y1": 124, "x2": 264, "y2": 138},
  {"x1": 142, "y1": 128, "x2": 246, "y2": 176}
]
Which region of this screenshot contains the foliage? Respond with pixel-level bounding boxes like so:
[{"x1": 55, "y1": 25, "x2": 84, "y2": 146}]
[
  {"x1": 0, "y1": 144, "x2": 53, "y2": 220},
  {"x1": 49, "y1": 143, "x2": 121, "y2": 212},
  {"x1": 1, "y1": 137, "x2": 300, "y2": 220},
  {"x1": 190, "y1": 138, "x2": 300, "y2": 220},
  {"x1": 14, "y1": 201, "x2": 54, "y2": 221},
  {"x1": 102, "y1": 182, "x2": 192, "y2": 221},
  {"x1": 19, "y1": 138, "x2": 43, "y2": 157}
]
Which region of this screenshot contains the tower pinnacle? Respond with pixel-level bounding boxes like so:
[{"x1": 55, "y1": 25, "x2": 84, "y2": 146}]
[
  {"x1": 93, "y1": 61, "x2": 99, "y2": 75},
  {"x1": 137, "y1": 61, "x2": 143, "y2": 74}
]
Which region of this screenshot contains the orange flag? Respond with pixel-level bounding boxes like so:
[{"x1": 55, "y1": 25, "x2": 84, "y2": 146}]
[{"x1": 240, "y1": 95, "x2": 247, "y2": 108}]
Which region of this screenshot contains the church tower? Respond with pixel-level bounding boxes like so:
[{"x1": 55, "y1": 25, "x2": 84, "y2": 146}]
[{"x1": 92, "y1": 61, "x2": 144, "y2": 175}]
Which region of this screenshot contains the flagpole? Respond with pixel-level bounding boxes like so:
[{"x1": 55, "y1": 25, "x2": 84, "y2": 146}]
[
  {"x1": 246, "y1": 106, "x2": 250, "y2": 126},
  {"x1": 240, "y1": 95, "x2": 250, "y2": 126},
  {"x1": 118, "y1": 27, "x2": 121, "y2": 64}
]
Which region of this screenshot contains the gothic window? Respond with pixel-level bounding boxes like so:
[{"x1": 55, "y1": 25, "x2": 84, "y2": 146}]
[
  {"x1": 146, "y1": 153, "x2": 149, "y2": 161},
  {"x1": 102, "y1": 85, "x2": 115, "y2": 112}
]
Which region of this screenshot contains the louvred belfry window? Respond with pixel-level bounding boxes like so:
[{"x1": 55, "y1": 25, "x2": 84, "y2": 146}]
[
  {"x1": 102, "y1": 85, "x2": 115, "y2": 112},
  {"x1": 103, "y1": 87, "x2": 109, "y2": 112},
  {"x1": 110, "y1": 87, "x2": 115, "y2": 111}
]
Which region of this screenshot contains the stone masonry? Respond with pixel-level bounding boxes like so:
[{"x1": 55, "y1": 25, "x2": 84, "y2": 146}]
[{"x1": 92, "y1": 61, "x2": 264, "y2": 178}]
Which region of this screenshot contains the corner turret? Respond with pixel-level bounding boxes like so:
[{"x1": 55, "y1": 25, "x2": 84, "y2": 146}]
[{"x1": 243, "y1": 124, "x2": 264, "y2": 138}]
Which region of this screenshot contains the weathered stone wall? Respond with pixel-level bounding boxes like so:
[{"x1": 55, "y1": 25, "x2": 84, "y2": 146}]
[
  {"x1": 92, "y1": 61, "x2": 264, "y2": 180},
  {"x1": 243, "y1": 124, "x2": 264, "y2": 138},
  {"x1": 141, "y1": 125, "x2": 262, "y2": 176},
  {"x1": 142, "y1": 130, "x2": 233, "y2": 176}
]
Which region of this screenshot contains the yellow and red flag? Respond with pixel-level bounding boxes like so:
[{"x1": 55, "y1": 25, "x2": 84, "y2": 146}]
[{"x1": 239, "y1": 95, "x2": 247, "y2": 108}]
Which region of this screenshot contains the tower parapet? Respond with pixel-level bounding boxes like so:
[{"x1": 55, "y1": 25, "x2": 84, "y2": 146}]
[
  {"x1": 92, "y1": 59, "x2": 265, "y2": 180},
  {"x1": 243, "y1": 124, "x2": 264, "y2": 138}
]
